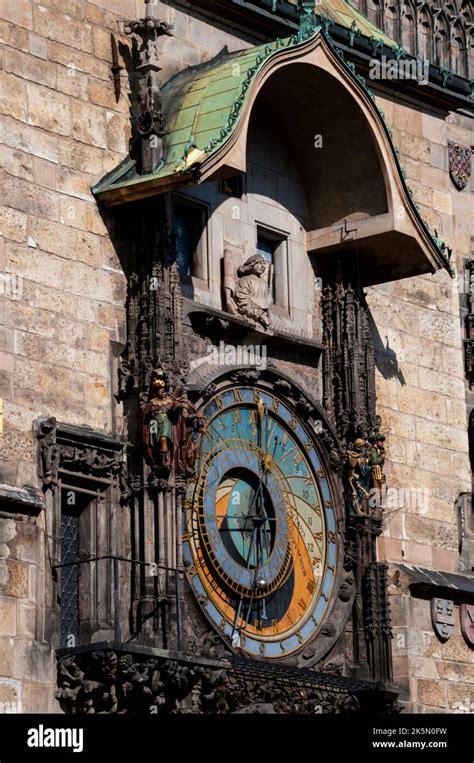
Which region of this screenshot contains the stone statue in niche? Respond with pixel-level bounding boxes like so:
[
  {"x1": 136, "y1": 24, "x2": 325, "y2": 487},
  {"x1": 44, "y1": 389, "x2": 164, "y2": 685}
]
[
  {"x1": 143, "y1": 370, "x2": 203, "y2": 478},
  {"x1": 346, "y1": 428, "x2": 386, "y2": 517},
  {"x1": 224, "y1": 250, "x2": 272, "y2": 329}
]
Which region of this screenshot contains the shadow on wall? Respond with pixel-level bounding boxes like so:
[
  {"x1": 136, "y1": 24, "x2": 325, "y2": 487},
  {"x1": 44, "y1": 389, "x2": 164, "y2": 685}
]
[{"x1": 368, "y1": 310, "x2": 406, "y2": 385}]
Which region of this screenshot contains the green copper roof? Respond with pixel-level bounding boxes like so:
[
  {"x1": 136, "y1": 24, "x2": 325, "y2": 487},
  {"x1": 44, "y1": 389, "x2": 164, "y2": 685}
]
[
  {"x1": 92, "y1": 1, "x2": 397, "y2": 198},
  {"x1": 93, "y1": 33, "x2": 314, "y2": 196}
]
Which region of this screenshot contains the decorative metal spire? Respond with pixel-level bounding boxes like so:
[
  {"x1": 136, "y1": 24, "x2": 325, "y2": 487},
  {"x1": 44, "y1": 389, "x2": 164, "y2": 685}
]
[
  {"x1": 124, "y1": 1, "x2": 174, "y2": 174},
  {"x1": 297, "y1": 0, "x2": 318, "y2": 37}
]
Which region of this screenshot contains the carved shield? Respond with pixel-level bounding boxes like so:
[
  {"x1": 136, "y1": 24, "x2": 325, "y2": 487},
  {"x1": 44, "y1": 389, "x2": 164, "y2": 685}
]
[
  {"x1": 431, "y1": 598, "x2": 455, "y2": 641},
  {"x1": 461, "y1": 604, "x2": 474, "y2": 647},
  {"x1": 448, "y1": 141, "x2": 471, "y2": 191}
]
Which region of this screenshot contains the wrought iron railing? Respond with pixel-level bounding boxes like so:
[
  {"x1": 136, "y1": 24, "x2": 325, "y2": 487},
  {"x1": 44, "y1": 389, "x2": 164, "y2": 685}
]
[{"x1": 52, "y1": 555, "x2": 183, "y2": 649}]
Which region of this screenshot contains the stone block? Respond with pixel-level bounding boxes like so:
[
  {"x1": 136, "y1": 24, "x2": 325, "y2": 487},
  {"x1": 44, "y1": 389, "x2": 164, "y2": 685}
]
[
  {"x1": 1, "y1": 0, "x2": 33, "y2": 30},
  {"x1": 56, "y1": 165, "x2": 94, "y2": 201},
  {"x1": 393, "y1": 106, "x2": 422, "y2": 136},
  {"x1": 27, "y1": 216, "x2": 100, "y2": 262},
  {"x1": 402, "y1": 541, "x2": 433, "y2": 567},
  {"x1": 418, "y1": 309, "x2": 461, "y2": 348},
  {"x1": 0, "y1": 597, "x2": 17, "y2": 637},
  {"x1": 105, "y1": 110, "x2": 128, "y2": 153},
  {"x1": 0, "y1": 559, "x2": 29, "y2": 599},
  {"x1": 33, "y1": 5, "x2": 92, "y2": 53},
  {"x1": 58, "y1": 138, "x2": 104, "y2": 174},
  {"x1": 422, "y1": 114, "x2": 447, "y2": 144},
  {"x1": 432, "y1": 189, "x2": 453, "y2": 216},
  {"x1": 4, "y1": 48, "x2": 56, "y2": 89},
  {"x1": 0, "y1": 72, "x2": 27, "y2": 122},
  {"x1": 398, "y1": 385, "x2": 445, "y2": 422},
  {"x1": 2, "y1": 146, "x2": 34, "y2": 182},
  {"x1": 28, "y1": 33, "x2": 48, "y2": 60},
  {"x1": 415, "y1": 418, "x2": 468, "y2": 453},
  {"x1": 27, "y1": 82, "x2": 71, "y2": 137},
  {"x1": 59, "y1": 196, "x2": 89, "y2": 231},
  {"x1": 22, "y1": 679, "x2": 52, "y2": 713},
  {"x1": 33, "y1": 157, "x2": 57, "y2": 190},
  {"x1": 0, "y1": 21, "x2": 29, "y2": 53},
  {"x1": 56, "y1": 65, "x2": 89, "y2": 100},
  {"x1": 446, "y1": 398, "x2": 468, "y2": 429},
  {"x1": 393, "y1": 129, "x2": 430, "y2": 164},
  {"x1": 0, "y1": 370, "x2": 13, "y2": 399},
  {"x1": 46, "y1": 40, "x2": 109, "y2": 80},
  {"x1": 0, "y1": 115, "x2": 59, "y2": 163},
  {"x1": 18, "y1": 603, "x2": 36, "y2": 639},
  {"x1": 92, "y1": 25, "x2": 113, "y2": 62},
  {"x1": 0, "y1": 638, "x2": 14, "y2": 677},
  {"x1": 87, "y1": 76, "x2": 115, "y2": 109},
  {"x1": 447, "y1": 682, "x2": 474, "y2": 713},
  {"x1": 0, "y1": 207, "x2": 27, "y2": 243},
  {"x1": 431, "y1": 547, "x2": 456, "y2": 572},
  {"x1": 417, "y1": 678, "x2": 447, "y2": 708}
]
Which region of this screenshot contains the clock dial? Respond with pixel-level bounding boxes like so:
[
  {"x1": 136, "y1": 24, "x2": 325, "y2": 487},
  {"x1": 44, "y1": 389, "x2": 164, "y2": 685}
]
[{"x1": 183, "y1": 385, "x2": 337, "y2": 659}]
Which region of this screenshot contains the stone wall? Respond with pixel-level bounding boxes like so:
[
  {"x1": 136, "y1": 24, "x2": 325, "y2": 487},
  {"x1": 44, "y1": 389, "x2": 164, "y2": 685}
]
[{"x1": 368, "y1": 95, "x2": 473, "y2": 711}]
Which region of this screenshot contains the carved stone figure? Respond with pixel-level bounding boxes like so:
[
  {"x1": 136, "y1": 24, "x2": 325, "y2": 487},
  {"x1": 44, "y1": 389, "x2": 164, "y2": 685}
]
[{"x1": 224, "y1": 250, "x2": 272, "y2": 329}]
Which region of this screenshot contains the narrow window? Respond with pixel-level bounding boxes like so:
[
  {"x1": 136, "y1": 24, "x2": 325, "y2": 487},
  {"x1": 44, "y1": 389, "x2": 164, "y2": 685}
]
[
  {"x1": 173, "y1": 197, "x2": 208, "y2": 281},
  {"x1": 256, "y1": 228, "x2": 289, "y2": 309}
]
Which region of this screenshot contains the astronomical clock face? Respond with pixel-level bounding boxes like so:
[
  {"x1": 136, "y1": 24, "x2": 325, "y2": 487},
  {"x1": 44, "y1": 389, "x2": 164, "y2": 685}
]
[{"x1": 183, "y1": 383, "x2": 338, "y2": 660}]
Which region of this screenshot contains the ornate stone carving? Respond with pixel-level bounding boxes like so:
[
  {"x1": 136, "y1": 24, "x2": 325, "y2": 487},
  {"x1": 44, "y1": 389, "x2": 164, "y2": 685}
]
[
  {"x1": 224, "y1": 250, "x2": 272, "y2": 329},
  {"x1": 123, "y1": 1, "x2": 174, "y2": 173},
  {"x1": 363, "y1": 563, "x2": 393, "y2": 682},
  {"x1": 35, "y1": 418, "x2": 124, "y2": 490},
  {"x1": 56, "y1": 648, "x2": 398, "y2": 714},
  {"x1": 321, "y1": 265, "x2": 377, "y2": 444}
]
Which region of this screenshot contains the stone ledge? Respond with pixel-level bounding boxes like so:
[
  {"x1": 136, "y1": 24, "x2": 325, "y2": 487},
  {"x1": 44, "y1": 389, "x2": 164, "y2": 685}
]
[
  {"x1": 0, "y1": 484, "x2": 44, "y2": 516},
  {"x1": 396, "y1": 563, "x2": 474, "y2": 601}
]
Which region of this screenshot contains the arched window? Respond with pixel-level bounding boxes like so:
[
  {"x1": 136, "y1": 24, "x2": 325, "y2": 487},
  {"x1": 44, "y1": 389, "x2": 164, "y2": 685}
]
[
  {"x1": 451, "y1": 22, "x2": 467, "y2": 78},
  {"x1": 384, "y1": 2, "x2": 398, "y2": 41},
  {"x1": 434, "y1": 13, "x2": 450, "y2": 68},
  {"x1": 444, "y1": 3, "x2": 457, "y2": 20},
  {"x1": 367, "y1": 0, "x2": 382, "y2": 28},
  {"x1": 418, "y1": 6, "x2": 433, "y2": 63},
  {"x1": 401, "y1": 1, "x2": 416, "y2": 54},
  {"x1": 460, "y1": 0, "x2": 473, "y2": 25}
]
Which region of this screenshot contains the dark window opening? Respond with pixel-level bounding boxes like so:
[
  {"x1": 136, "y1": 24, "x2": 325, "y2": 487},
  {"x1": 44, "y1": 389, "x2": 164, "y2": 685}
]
[
  {"x1": 173, "y1": 198, "x2": 208, "y2": 280},
  {"x1": 60, "y1": 490, "x2": 90, "y2": 648},
  {"x1": 219, "y1": 174, "x2": 244, "y2": 198},
  {"x1": 256, "y1": 228, "x2": 289, "y2": 308}
]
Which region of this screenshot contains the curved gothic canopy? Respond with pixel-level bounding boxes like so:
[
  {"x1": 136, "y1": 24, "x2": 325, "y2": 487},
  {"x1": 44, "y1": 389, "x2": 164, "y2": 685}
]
[{"x1": 352, "y1": 0, "x2": 473, "y2": 78}]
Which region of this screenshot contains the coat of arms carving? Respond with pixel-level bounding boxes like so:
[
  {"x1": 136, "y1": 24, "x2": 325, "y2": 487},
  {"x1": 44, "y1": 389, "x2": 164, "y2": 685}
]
[
  {"x1": 431, "y1": 598, "x2": 455, "y2": 641},
  {"x1": 448, "y1": 141, "x2": 471, "y2": 191},
  {"x1": 461, "y1": 603, "x2": 474, "y2": 648}
]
